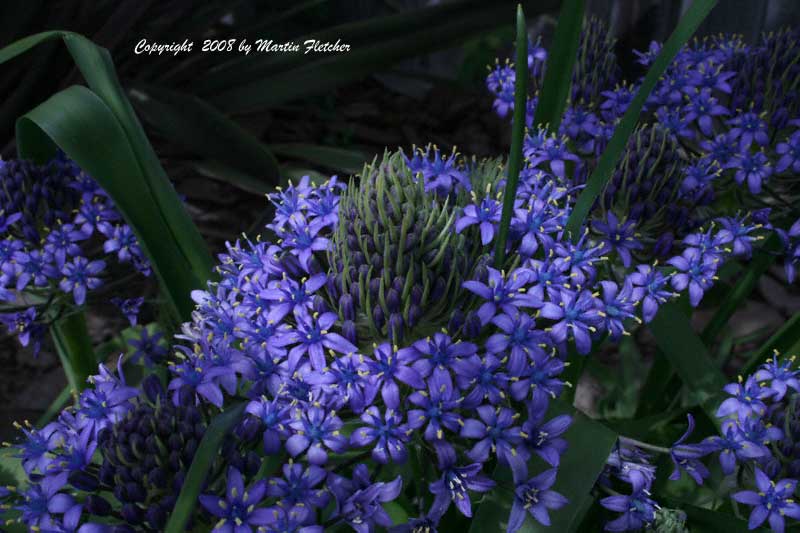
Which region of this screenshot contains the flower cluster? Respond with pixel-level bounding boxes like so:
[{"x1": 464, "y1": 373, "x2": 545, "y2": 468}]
[{"x1": 0, "y1": 154, "x2": 151, "y2": 354}]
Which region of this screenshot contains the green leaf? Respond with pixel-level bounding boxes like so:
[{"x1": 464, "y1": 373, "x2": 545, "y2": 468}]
[
  {"x1": 15, "y1": 85, "x2": 203, "y2": 321},
  {"x1": 494, "y1": 4, "x2": 529, "y2": 267},
  {"x1": 35, "y1": 386, "x2": 72, "y2": 428},
  {"x1": 531, "y1": 0, "x2": 585, "y2": 132},
  {"x1": 49, "y1": 312, "x2": 96, "y2": 394},
  {"x1": 128, "y1": 85, "x2": 280, "y2": 187},
  {"x1": 701, "y1": 233, "x2": 780, "y2": 345},
  {"x1": 564, "y1": 0, "x2": 717, "y2": 238},
  {"x1": 648, "y1": 301, "x2": 727, "y2": 419},
  {"x1": 0, "y1": 31, "x2": 213, "y2": 321},
  {"x1": 660, "y1": 499, "x2": 769, "y2": 533},
  {"x1": 164, "y1": 402, "x2": 247, "y2": 533},
  {"x1": 268, "y1": 143, "x2": 368, "y2": 175}
]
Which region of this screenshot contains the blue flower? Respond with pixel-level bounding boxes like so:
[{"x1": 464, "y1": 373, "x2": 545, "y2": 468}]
[
  {"x1": 754, "y1": 353, "x2": 800, "y2": 400},
  {"x1": 244, "y1": 395, "x2": 292, "y2": 455},
  {"x1": 486, "y1": 312, "x2": 549, "y2": 375},
  {"x1": 305, "y1": 353, "x2": 377, "y2": 413},
  {"x1": 776, "y1": 131, "x2": 800, "y2": 173},
  {"x1": 15, "y1": 472, "x2": 74, "y2": 528},
  {"x1": 461, "y1": 405, "x2": 527, "y2": 474},
  {"x1": 452, "y1": 353, "x2": 510, "y2": 408},
  {"x1": 683, "y1": 88, "x2": 729, "y2": 136},
  {"x1": 521, "y1": 397, "x2": 571, "y2": 466},
  {"x1": 110, "y1": 296, "x2": 144, "y2": 326},
  {"x1": 507, "y1": 469, "x2": 568, "y2": 531},
  {"x1": 729, "y1": 150, "x2": 772, "y2": 195},
  {"x1": 199, "y1": 467, "x2": 272, "y2": 532},
  {"x1": 717, "y1": 375, "x2": 769, "y2": 420},
  {"x1": 350, "y1": 406, "x2": 412, "y2": 464},
  {"x1": 428, "y1": 444, "x2": 494, "y2": 519},
  {"x1": 732, "y1": 469, "x2": 800, "y2": 533},
  {"x1": 669, "y1": 415, "x2": 711, "y2": 485},
  {"x1": 404, "y1": 145, "x2": 470, "y2": 194},
  {"x1": 285, "y1": 405, "x2": 348, "y2": 465},
  {"x1": 592, "y1": 213, "x2": 643, "y2": 268},
  {"x1": 667, "y1": 248, "x2": 719, "y2": 307},
  {"x1": 127, "y1": 328, "x2": 168, "y2": 366},
  {"x1": 407, "y1": 372, "x2": 463, "y2": 444},
  {"x1": 455, "y1": 195, "x2": 502, "y2": 245},
  {"x1": 265, "y1": 462, "x2": 329, "y2": 512},
  {"x1": 702, "y1": 421, "x2": 769, "y2": 475},
  {"x1": 539, "y1": 289, "x2": 602, "y2": 355},
  {"x1": 462, "y1": 267, "x2": 540, "y2": 326},
  {"x1": 597, "y1": 280, "x2": 639, "y2": 340},
  {"x1": 366, "y1": 343, "x2": 426, "y2": 409},
  {"x1": 328, "y1": 463, "x2": 402, "y2": 532},
  {"x1": 727, "y1": 111, "x2": 769, "y2": 150},
  {"x1": 599, "y1": 471, "x2": 658, "y2": 532},
  {"x1": 59, "y1": 257, "x2": 105, "y2": 305},
  {"x1": 285, "y1": 307, "x2": 357, "y2": 371}
]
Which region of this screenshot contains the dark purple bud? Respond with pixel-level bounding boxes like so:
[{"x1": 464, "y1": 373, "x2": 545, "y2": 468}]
[
  {"x1": 464, "y1": 311, "x2": 482, "y2": 339},
  {"x1": 347, "y1": 234, "x2": 360, "y2": 251},
  {"x1": 312, "y1": 295, "x2": 329, "y2": 314},
  {"x1": 431, "y1": 277, "x2": 447, "y2": 301},
  {"x1": 407, "y1": 304, "x2": 422, "y2": 327},
  {"x1": 448, "y1": 308, "x2": 465, "y2": 332},
  {"x1": 340, "y1": 294, "x2": 355, "y2": 321},
  {"x1": 342, "y1": 320, "x2": 357, "y2": 344},
  {"x1": 349, "y1": 280, "x2": 360, "y2": 303},
  {"x1": 121, "y1": 503, "x2": 144, "y2": 524},
  {"x1": 388, "y1": 313, "x2": 404, "y2": 343},
  {"x1": 148, "y1": 467, "x2": 168, "y2": 489},
  {"x1": 183, "y1": 438, "x2": 198, "y2": 460},
  {"x1": 177, "y1": 385, "x2": 194, "y2": 407},
  {"x1": 68, "y1": 470, "x2": 99, "y2": 491},
  {"x1": 410, "y1": 285, "x2": 423, "y2": 305},
  {"x1": 386, "y1": 288, "x2": 401, "y2": 312},
  {"x1": 237, "y1": 416, "x2": 262, "y2": 442},
  {"x1": 86, "y1": 494, "x2": 112, "y2": 516},
  {"x1": 653, "y1": 232, "x2": 674, "y2": 257},
  {"x1": 372, "y1": 305, "x2": 385, "y2": 329},
  {"x1": 370, "y1": 253, "x2": 383, "y2": 271},
  {"x1": 369, "y1": 278, "x2": 381, "y2": 301},
  {"x1": 392, "y1": 276, "x2": 404, "y2": 293},
  {"x1": 146, "y1": 506, "x2": 168, "y2": 530},
  {"x1": 124, "y1": 482, "x2": 146, "y2": 503},
  {"x1": 142, "y1": 375, "x2": 165, "y2": 403}
]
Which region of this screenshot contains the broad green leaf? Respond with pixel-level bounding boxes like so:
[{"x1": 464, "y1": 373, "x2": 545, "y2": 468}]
[
  {"x1": 494, "y1": 5, "x2": 529, "y2": 267},
  {"x1": 268, "y1": 143, "x2": 368, "y2": 175},
  {"x1": 16, "y1": 85, "x2": 203, "y2": 321},
  {"x1": 648, "y1": 301, "x2": 727, "y2": 419},
  {"x1": 564, "y1": 0, "x2": 717, "y2": 238},
  {"x1": 0, "y1": 31, "x2": 213, "y2": 320},
  {"x1": 531, "y1": 0, "x2": 585, "y2": 132},
  {"x1": 165, "y1": 402, "x2": 247, "y2": 533},
  {"x1": 49, "y1": 313, "x2": 96, "y2": 394},
  {"x1": 128, "y1": 85, "x2": 280, "y2": 187},
  {"x1": 660, "y1": 498, "x2": 769, "y2": 533}
]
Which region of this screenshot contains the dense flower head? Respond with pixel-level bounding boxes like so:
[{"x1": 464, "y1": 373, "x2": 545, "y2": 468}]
[{"x1": 0, "y1": 153, "x2": 150, "y2": 354}]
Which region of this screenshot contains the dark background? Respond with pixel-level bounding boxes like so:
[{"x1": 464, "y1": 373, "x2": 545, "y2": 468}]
[{"x1": 1, "y1": 0, "x2": 799, "y2": 438}]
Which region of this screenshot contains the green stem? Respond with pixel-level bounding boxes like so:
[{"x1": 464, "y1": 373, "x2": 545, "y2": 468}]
[{"x1": 493, "y1": 5, "x2": 528, "y2": 268}]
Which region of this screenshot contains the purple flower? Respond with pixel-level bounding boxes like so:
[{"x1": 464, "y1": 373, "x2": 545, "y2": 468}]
[
  {"x1": 101, "y1": 224, "x2": 141, "y2": 264},
  {"x1": 599, "y1": 471, "x2": 658, "y2": 532},
  {"x1": 76, "y1": 362, "x2": 138, "y2": 436},
  {"x1": 462, "y1": 267, "x2": 540, "y2": 325},
  {"x1": 455, "y1": 196, "x2": 502, "y2": 245},
  {"x1": 282, "y1": 218, "x2": 329, "y2": 272},
  {"x1": 260, "y1": 273, "x2": 327, "y2": 322},
  {"x1": 715, "y1": 215, "x2": 764, "y2": 259},
  {"x1": 732, "y1": 469, "x2": 800, "y2": 533},
  {"x1": 669, "y1": 415, "x2": 711, "y2": 485},
  {"x1": 0, "y1": 307, "x2": 42, "y2": 352},
  {"x1": 43, "y1": 223, "x2": 87, "y2": 267},
  {"x1": 10, "y1": 249, "x2": 56, "y2": 290},
  {"x1": 521, "y1": 397, "x2": 571, "y2": 467},
  {"x1": 526, "y1": 136, "x2": 580, "y2": 179},
  {"x1": 486, "y1": 312, "x2": 549, "y2": 375},
  {"x1": 407, "y1": 372, "x2": 463, "y2": 443},
  {"x1": 452, "y1": 353, "x2": 510, "y2": 408},
  {"x1": 509, "y1": 356, "x2": 566, "y2": 406},
  {"x1": 266, "y1": 462, "x2": 329, "y2": 511},
  {"x1": 683, "y1": 88, "x2": 729, "y2": 136},
  {"x1": 404, "y1": 145, "x2": 470, "y2": 194},
  {"x1": 286, "y1": 307, "x2": 357, "y2": 371},
  {"x1": 428, "y1": 444, "x2": 494, "y2": 519},
  {"x1": 15, "y1": 472, "x2": 74, "y2": 528},
  {"x1": 328, "y1": 463, "x2": 402, "y2": 532},
  {"x1": 366, "y1": 343, "x2": 426, "y2": 409},
  {"x1": 716, "y1": 375, "x2": 769, "y2": 420},
  {"x1": 703, "y1": 421, "x2": 769, "y2": 475},
  {"x1": 286, "y1": 405, "x2": 348, "y2": 465},
  {"x1": 507, "y1": 469, "x2": 568, "y2": 531},
  {"x1": 776, "y1": 131, "x2": 800, "y2": 173},
  {"x1": 0, "y1": 209, "x2": 21, "y2": 232},
  {"x1": 350, "y1": 406, "x2": 412, "y2": 464},
  {"x1": 13, "y1": 421, "x2": 63, "y2": 475},
  {"x1": 168, "y1": 350, "x2": 236, "y2": 407},
  {"x1": 667, "y1": 248, "x2": 719, "y2": 307},
  {"x1": 729, "y1": 150, "x2": 772, "y2": 195},
  {"x1": 461, "y1": 405, "x2": 527, "y2": 474},
  {"x1": 592, "y1": 213, "x2": 643, "y2": 268},
  {"x1": 245, "y1": 395, "x2": 292, "y2": 454},
  {"x1": 407, "y1": 332, "x2": 477, "y2": 385},
  {"x1": 59, "y1": 257, "x2": 105, "y2": 305},
  {"x1": 127, "y1": 327, "x2": 168, "y2": 366},
  {"x1": 754, "y1": 354, "x2": 800, "y2": 400},
  {"x1": 597, "y1": 280, "x2": 639, "y2": 340},
  {"x1": 305, "y1": 353, "x2": 377, "y2": 413},
  {"x1": 539, "y1": 289, "x2": 602, "y2": 355},
  {"x1": 511, "y1": 197, "x2": 561, "y2": 257},
  {"x1": 727, "y1": 111, "x2": 769, "y2": 150},
  {"x1": 199, "y1": 467, "x2": 272, "y2": 532},
  {"x1": 110, "y1": 296, "x2": 144, "y2": 326}
]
